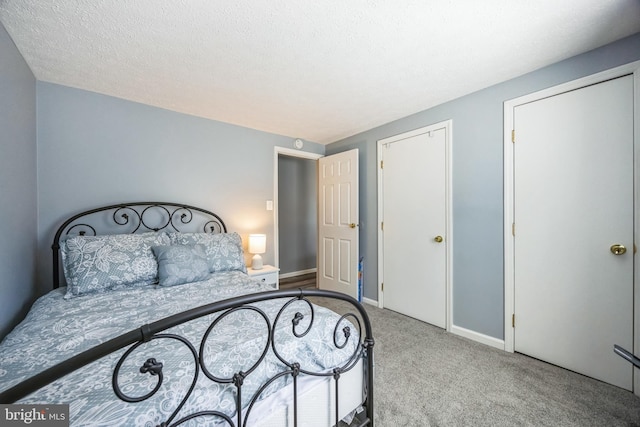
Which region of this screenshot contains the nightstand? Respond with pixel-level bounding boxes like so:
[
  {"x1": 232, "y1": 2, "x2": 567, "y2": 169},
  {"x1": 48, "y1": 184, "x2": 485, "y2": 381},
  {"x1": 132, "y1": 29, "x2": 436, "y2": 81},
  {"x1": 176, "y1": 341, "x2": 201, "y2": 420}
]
[{"x1": 247, "y1": 265, "x2": 280, "y2": 289}]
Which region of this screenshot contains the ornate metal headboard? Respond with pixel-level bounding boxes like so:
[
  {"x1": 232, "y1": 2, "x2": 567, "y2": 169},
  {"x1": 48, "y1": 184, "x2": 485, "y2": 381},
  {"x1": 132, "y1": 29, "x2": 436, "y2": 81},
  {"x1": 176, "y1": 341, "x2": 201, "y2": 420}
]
[{"x1": 52, "y1": 202, "x2": 227, "y2": 289}]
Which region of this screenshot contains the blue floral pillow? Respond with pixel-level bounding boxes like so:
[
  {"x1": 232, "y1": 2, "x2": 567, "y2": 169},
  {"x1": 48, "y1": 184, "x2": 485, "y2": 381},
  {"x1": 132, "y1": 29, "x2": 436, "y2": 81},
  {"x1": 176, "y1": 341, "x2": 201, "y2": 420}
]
[
  {"x1": 152, "y1": 244, "x2": 211, "y2": 287},
  {"x1": 61, "y1": 232, "x2": 171, "y2": 299},
  {"x1": 169, "y1": 232, "x2": 247, "y2": 273}
]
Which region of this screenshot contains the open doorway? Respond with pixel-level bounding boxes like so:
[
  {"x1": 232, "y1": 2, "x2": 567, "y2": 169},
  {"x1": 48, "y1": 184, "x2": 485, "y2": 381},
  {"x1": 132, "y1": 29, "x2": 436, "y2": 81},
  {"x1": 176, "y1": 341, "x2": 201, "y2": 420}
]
[{"x1": 273, "y1": 147, "x2": 322, "y2": 281}]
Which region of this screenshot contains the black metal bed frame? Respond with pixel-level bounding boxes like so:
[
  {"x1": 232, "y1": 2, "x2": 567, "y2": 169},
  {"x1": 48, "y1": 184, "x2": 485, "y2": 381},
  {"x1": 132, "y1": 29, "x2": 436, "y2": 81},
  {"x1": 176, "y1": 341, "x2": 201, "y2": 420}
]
[
  {"x1": 1, "y1": 202, "x2": 374, "y2": 427},
  {"x1": 51, "y1": 202, "x2": 227, "y2": 289}
]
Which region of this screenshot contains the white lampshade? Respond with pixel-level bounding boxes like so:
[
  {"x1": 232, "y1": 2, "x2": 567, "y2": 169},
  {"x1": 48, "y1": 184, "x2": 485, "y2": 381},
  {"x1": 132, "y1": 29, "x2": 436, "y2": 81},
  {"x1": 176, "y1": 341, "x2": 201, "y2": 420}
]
[
  {"x1": 249, "y1": 234, "x2": 266, "y2": 270},
  {"x1": 249, "y1": 234, "x2": 266, "y2": 254}
]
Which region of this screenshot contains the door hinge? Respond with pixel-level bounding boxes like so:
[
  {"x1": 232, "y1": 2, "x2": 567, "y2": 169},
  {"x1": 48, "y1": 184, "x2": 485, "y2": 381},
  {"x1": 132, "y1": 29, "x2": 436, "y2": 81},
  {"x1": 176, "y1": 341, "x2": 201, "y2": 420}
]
[
  {"x1": 381, "y1": 282, "x2": 384, "y2": 291},
  {"x1": 512, "y1": 314, "x2": 515, "y2": 328},
  {"x1": 380, "y1": 160, "x2": 384, "y2": 169},
  {"x1": 381, "y1": 222, "x2": 384, "y2": 231},
  {"x1": 511, "y1": 129, "x2": 515, "y2": 143},
  {"x1": 512, "y1": 223, "x2": 515, "y2": 236}
]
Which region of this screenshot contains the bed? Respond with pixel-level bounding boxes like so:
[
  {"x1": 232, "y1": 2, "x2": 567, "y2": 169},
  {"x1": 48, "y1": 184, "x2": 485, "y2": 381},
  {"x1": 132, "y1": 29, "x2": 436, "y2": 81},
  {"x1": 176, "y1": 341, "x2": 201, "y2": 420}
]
[{"x1": 0, "y1": 202, "x2": 374, "y2": 426}]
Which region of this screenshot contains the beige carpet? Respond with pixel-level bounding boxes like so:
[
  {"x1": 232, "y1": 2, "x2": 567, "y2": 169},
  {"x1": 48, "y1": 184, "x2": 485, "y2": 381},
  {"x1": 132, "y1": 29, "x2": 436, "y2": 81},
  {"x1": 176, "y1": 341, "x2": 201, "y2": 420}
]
[{"x1": 311, "y1": 297, "x2": 640, "y2": 427}]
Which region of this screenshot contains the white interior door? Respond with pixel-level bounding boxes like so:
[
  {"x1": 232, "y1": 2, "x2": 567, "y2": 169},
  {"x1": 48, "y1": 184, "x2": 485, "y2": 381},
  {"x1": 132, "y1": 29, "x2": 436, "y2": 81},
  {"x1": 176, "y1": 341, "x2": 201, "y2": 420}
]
[
  {"x1": 513, "y1": 75, "x2": 634, "y2": 390},
  {"x1": 318, "y1": 149, "x2": 359, "y2": 299},
  {"x1": 380, "y1": 124, "x2": 448, "y2": 328}
]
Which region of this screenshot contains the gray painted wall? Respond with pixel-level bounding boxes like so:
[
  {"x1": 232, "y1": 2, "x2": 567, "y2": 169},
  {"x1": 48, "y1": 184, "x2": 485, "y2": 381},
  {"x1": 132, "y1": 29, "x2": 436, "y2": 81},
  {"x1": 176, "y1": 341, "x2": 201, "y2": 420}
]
[
  {"x1": 0, "y1": 22, "x2": 37, "y2": 339},
  {"x1": 278, "y1": 156, "x2": 317, "y2": 274},
  {"x1": 5, "y1": 28, "x2": 639, "y2": 344},
  {"x1": 327, "y1": 32, "x2": 640, "y2": 339},
  {"x1": 35, "y1": 82, "x2": 324, "y2": 295}
]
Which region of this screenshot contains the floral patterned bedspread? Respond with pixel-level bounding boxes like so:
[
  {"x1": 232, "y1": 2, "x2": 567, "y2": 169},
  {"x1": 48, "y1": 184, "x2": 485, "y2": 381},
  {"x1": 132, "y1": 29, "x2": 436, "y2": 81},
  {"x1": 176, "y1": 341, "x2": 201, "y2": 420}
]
[{"x1": 0, "y1": 272, "x2": 359, "y2": 426}]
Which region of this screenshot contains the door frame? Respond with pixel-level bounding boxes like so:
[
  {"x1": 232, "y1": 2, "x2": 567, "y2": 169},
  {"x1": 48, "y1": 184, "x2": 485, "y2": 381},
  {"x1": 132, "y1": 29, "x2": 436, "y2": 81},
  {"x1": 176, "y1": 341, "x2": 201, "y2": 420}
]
[
  {"x1": 376, "y1": 120, "x2": 453, "y2": 331},
  {"x1": 503, "y1": 61, "x2": 640, "y2": 390},
  {"x1": 273, "y1": 147, "x2": 323, "y2": 271}
]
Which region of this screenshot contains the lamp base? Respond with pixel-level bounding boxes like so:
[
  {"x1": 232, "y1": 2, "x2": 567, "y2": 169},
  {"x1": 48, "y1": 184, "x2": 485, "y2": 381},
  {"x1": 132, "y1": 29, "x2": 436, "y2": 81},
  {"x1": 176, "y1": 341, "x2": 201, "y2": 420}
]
[{"x1": 251, "y1": 254, "x2": 263, "y2": 270}]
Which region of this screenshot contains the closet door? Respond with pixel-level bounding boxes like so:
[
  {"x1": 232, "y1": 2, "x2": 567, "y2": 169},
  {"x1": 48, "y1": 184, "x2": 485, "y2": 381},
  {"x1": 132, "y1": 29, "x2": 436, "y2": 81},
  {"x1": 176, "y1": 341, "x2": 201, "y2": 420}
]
[
  {"x1": 513, "y1": 75, "x2": 634, "y2": 390},
  {"x1": 381, "y1": 124, "x2": 449, "y2": 328}
]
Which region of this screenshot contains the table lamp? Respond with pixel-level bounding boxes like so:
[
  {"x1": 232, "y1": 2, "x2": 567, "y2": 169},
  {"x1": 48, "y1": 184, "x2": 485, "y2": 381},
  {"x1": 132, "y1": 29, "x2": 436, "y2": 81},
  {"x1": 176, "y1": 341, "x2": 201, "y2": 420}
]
[{"x1": 249, "y1": 234, "x2": 266, "y2": 270}]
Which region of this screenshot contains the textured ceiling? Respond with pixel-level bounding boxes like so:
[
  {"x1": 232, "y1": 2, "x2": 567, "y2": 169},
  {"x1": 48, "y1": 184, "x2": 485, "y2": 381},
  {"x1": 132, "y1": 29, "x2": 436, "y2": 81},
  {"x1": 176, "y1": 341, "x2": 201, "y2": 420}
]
[{"x1": 1, "y1": 1, "x2": 640, "y2": 144}]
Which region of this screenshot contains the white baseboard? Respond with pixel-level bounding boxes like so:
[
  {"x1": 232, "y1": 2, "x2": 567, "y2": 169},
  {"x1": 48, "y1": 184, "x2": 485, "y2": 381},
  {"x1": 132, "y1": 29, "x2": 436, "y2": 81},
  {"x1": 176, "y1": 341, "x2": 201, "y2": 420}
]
[
  {"x1": 362, "y1": 297, "x2": 378, "y2": 307},
  {"x1": 450, "y1": 324, "x2": 505, "y2": 350},
  {"x1": 279, "y1": 268, "x2": 317, "y2": 279}
]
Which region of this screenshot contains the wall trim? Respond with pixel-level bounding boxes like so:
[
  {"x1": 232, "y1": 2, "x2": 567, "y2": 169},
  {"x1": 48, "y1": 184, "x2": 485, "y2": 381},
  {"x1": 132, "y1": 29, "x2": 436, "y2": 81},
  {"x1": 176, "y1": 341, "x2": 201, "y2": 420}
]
[
  {"x1": 450, "y1": 325, "x2": 505, "y2": 350},
  {"x1": 279, "y1": 268, "x2": 317, "y2": 279},
  {"x1": 363, "y1": 297, "x2": 378, "y2": 307}
]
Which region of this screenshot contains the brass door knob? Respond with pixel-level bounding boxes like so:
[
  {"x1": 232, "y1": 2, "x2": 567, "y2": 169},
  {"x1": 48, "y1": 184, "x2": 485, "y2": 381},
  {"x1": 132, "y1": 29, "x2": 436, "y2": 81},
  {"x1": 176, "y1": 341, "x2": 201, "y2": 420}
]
[
  {"x1": 610, "y1": 244, "x2": 627, "y2": 255},
  {"x1": 434, "y1": 236, "x2": 443, "y2": 243},
  {"x1": 349, "y1": 223, "x2": 357, "y2": 229}
]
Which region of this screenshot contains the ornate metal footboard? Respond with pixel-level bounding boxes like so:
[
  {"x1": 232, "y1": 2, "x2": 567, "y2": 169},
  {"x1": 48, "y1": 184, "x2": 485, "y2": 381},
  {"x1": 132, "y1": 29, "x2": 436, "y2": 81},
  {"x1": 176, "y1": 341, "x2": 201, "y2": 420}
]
[
  {"x1": 0, "y1": 289, "x2": 375, "y2": 427},
  {"x1": 3, "y1": 201, "x2": 374, "y2": 425}
]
